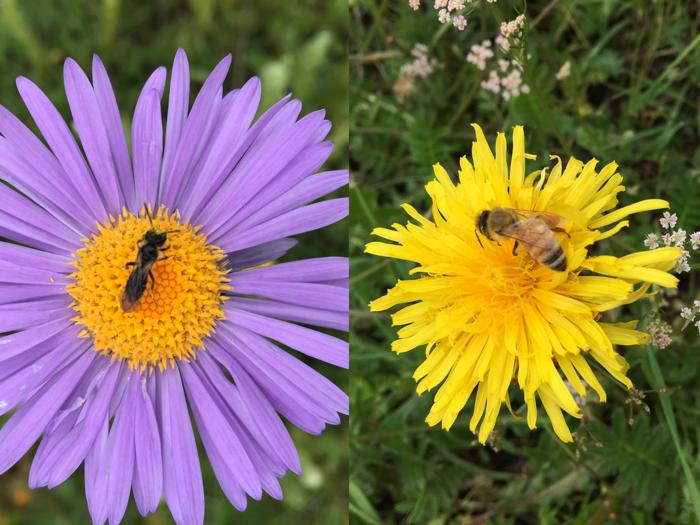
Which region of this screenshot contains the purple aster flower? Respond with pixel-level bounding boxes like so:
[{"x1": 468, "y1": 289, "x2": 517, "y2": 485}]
[{"x1": 0, "y1": 49, "x2": 348, "y2": 524}]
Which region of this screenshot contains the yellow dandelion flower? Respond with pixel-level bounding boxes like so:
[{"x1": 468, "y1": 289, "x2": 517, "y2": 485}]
[{"x1": 366, "y1": 124, "x2": 682, "y2": 443}]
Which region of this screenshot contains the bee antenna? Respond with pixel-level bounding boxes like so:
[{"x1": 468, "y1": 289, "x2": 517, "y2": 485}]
[{"x1": 144, "y1": 204, "x2": 155, "y2": 226}]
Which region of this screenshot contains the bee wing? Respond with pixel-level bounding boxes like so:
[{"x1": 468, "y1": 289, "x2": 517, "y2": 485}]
[
  {"x1": 120, "y1": 266, "x2": 150, "y2": 312},
  {"x1": 500, "y1": 220, "x2": 561, "y2": 251},
  {"x1": 507, "y1": 208, "x2": 564, "y2": 229}
]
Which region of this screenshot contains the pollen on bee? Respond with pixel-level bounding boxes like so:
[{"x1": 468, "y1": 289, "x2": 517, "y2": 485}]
[{"x1": 67, "y1": 206, "x2": 229, "y2": 370}]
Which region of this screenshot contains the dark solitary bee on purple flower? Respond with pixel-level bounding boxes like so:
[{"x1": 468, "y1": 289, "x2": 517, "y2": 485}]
[{"x1": 121, "y1": 206, "x2": 175, "y2": 312}]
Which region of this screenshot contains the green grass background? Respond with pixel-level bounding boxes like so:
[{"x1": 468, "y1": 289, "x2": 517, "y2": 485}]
[
  {"x1": 350, "y1": 1, "x2": 700, "y2": 524},
  {"x1": 0, "y1": 0, "x2": 348, "y2": 524}
]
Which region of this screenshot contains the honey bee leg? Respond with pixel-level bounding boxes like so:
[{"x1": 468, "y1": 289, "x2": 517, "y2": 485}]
[
  {"x1": 553, "y1": 227, "x2": 571, "y2": 238},
  {"x1": 474, "y1": 229, "x2": 484, "y2": 248},
  {"x1": 125, "y1": 261, "x2": 136, "y2": 269},
  {"x1": 512, "y1": 241, "x2": 519, "y2": 256}
]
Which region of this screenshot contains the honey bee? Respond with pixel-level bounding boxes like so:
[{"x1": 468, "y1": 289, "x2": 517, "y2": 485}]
[
  {"x1": 475, "y1": 207, "x2": 568, "y2": 271},
  {"x1": 120, "y1": 206, "x2": 175, "y2": 312}
]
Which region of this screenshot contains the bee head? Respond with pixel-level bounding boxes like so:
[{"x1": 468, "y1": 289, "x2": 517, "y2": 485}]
[
  {"x1": 145, "y1": 229, "x2": 168, "y2": 246},
  {"x1": 476, "y1": 210, "x2": 492, "y2": 240}
]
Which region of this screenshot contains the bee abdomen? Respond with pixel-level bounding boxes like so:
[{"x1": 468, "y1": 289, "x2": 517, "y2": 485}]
[{"x1": 541, "y1": 246, "x2": 567, "y2": 272}]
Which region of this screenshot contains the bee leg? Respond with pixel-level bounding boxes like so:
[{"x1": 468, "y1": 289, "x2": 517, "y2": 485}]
[
  {"x1": 512, "y1": 241, "x2": 519, "y2": 256},
  {"x1": 553, "y1": 227, "x2": 571, "y2": 238},
  {"x1": 474, "y1": 229, "x2": 484, "y2": 248},
  {"x1": 148, "y1": 270, "x2": 158, "y2": 304},
  {"x1": 125, "y1": 261, "x2": 136, "y2": 269}
]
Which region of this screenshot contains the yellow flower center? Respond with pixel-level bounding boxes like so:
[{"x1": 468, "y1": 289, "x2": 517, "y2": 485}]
[{"x1": 68, "y1": 207, "x2": 229, "y2": 370}]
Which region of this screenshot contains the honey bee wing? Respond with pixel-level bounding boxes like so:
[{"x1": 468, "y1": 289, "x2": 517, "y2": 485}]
[
  {"x1": 500, "y1": 220, "x2": 560, "y2": 251},
  {"x1": 508, "y1": 208, "x2": 564, "y2": 228}
]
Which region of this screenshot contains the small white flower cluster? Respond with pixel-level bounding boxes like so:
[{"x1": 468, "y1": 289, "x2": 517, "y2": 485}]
[
  {"x1": 400, "y1": 43, "x2": 439, "y2": 79},
  {"x1": 433, "y1": 0, "x2": 474, "y2": 31},
  {"x1": 678, "y1": 300, "x2": 700, "y2": 335},
  {"x1": 466, "y1": 15, "x2": 530, "y2": 101},
  {"x1": 468, "y1": 48, "x2": 529, "y2": 101},
  {"x1": 555, "y1": 60, "x2": 571, "y2": 81},
  {"x1": 648, "y1": 320, "x2": 673, "y2": 349},
  {"x1": 644, "y1": 211, "x2": 698, "y2": 274},
  {"x1": 408, "y1": 0, "x2": 500, "y2": 30},
  {"x1": 499, "y1": 14, "x2": 525, "y2": 39},
  {"x1": 680, "y1": 300, "x2": 700, "y2": 321},
  {"x1": 466, "y1": 40, "x2": 494, "y2": 71}
]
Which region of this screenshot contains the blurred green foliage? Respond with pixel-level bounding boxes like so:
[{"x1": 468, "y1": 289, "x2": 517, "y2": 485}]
[
  {"x1": 350, "y1": 1, "x2": 700, "y2": 524},
  {"x1": 0, "y1": 0, "x2": 348, "y2": 524}
]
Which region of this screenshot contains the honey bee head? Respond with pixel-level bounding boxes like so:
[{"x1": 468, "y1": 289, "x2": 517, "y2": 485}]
[
  {"x1": 144, "y1": 229, "x2": 168, "y2": 246},
  {"x1": 476, "y1": 210, "x2": 492, "y2": 240}
]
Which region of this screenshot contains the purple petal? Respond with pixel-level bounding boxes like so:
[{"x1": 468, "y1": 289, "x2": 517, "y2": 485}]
[
  {"x1": 224, "y1": 326, "x2": 348, "y2": 413},
  {"x1": 198, "y1": 110, "x2": 327, "y2": 236},
  {"x1": 215, "y1": 197, "x2": 348, "y2": 254},
  {"x1": 0, "y1": 184, "x2": 81, "y2": 254},
  {"x1": 182, "y1": 88, "x2": 223, "y2": 193},
  {"x1": 0, "y1": 347, "x2": 94, "y2": 475},
  {"x1": 255, "y1": 99, "x2": 302, "y2": 143},
  {"x1": 227, "y1": 141, "x2": 333, "y2": 230},
  {"x1": 104, "y1": 373, "x2": 136, "y2": 525},
  {"x1": 225, "y1": 306, "x2": 348, "y2": 367},
  {"x1": 0, "y1": 313, "x2": 80, "y2": 368},
  {"x1": 311, "y1": 119, "x2": 332, "y2": 143},
  {"x1": 0, "y1": 335, "x2": 84, "y2": 416},
  {"x1": 16, "y1": 76, "x2": 108, "y2": 223},
  {"x1": 0, "y1": 241, "x2": 72, "y2": 271},
  {"x1": 229, "y1": 280, "x2": 346, "y2": 312},
  {"x1": 0, "y1": 298, "x2": 72, "y2": 333},
  {"x1": 0, "y1": 317, "x2": 74, "y2": 364},
  {"x1": 161, "y1": 49, "x2": 189, "y2": 184},
  {"x1": 0, "y1": 283, "x2": 67, "y2": 305},
  {"x1": 213, "y1": 329, "x2": 346, "y2": 434},
  {"x1": 132, "y1": 89, "x2": 163, "y2": 209},
  {"x1": 159, "y1": 55, "x2": 232, "y2": 208},
  {"x1": 141, "y1": 66, "x2": 167, "y2": 96},
  {"x1": 231, "y1": 256, "x2": 347, "y2": 282},
  {"x1": 226, "y1": 238, "x2": 298, "y2": 271},
  {"x1": 0, "y1": 135, "x2": 93, "y2": 233},
  {"x1": 85, "y1": 419, "x2": 109, "y2": 525},
  {"x1": 194, "y1": 355, "x2": 285, "y2": 500},
  {"x1": 179, "y1": 76, "x2": 261, "y2": 219},
  {"x1": 237, "y1": 169, "x2": 348, "y2": 230},
  {"x1": 29, "y1": 360, "x2": 121, "y2": 489},
  {"x1": 0, "y1": 260, "x2": 70, "y2": 286},
  {"x1": 0, "y1": 108, "x2": 93, "y2": 232},
  {"x1": 157, "y1": 366, "x2": 204, "y2": 525},
  {"x1": 63, "y1": 58, "x2": 123, "y2": 215},
  {"x1": 198, "y1": 349, "x2": 300, "y2": 475},
  {"x1": 187, "y1": 95, "x2": 292, "y2": 223},
  {"x1": 226, "y1": 297, "x2": 347, "y2": 331},
  {"x1": 181, "y1": 361, "x2": 262, "y2": 506},
  {"x1": 131, "y1": 373, "x2": 163, "y2": 516},
  {"x1": 92, "y1": 55, "x2": 135, "y2": 213}
]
